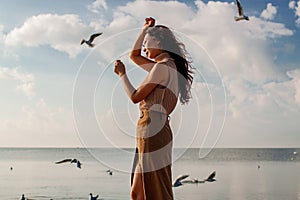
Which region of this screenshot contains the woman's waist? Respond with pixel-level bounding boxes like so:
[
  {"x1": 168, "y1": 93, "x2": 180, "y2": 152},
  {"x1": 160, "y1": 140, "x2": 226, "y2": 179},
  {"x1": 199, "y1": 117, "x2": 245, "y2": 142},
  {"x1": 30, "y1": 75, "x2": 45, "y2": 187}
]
[
  {"x1": 139, "y1": 109, "x2": 170, "y2": 122},
  {"x1": 139, "y1": 102, "x2": 176, "y2": 115},
  {"x1": 137, "y1": 109, "x2": 171, "y2": 139}
]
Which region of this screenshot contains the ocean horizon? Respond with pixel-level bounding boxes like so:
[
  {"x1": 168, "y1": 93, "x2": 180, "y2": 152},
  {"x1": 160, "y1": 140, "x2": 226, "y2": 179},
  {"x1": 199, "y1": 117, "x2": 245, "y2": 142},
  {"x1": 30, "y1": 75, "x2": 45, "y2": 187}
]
[{"x1": 0, "y1": 147, "x2": 299, "y2": 199}]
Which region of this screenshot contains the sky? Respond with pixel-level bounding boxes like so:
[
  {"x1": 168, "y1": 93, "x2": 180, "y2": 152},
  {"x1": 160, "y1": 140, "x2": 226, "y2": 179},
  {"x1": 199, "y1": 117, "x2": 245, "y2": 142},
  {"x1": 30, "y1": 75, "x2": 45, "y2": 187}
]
[{"x1": 0, "y1": 0, "x2": 300, "y2": 149}]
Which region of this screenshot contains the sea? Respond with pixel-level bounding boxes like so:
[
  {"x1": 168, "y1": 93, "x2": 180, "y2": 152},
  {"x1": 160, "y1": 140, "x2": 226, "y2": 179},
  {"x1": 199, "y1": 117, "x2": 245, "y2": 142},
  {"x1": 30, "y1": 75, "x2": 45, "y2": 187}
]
[{"x1": 0, "y1": 148, "x2": 299, "y2": 200}]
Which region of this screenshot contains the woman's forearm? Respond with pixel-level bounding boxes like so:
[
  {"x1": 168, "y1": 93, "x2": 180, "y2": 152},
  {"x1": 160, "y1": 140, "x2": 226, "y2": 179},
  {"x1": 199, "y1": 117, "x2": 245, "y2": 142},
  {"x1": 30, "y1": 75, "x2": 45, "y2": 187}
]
[
  {"x1": 129, "y1": 28, "x2": 155, "y2": 72},
  {"x1": 120, "y1": 73, "x2": 136, "y2": 101},
  {"x1": 130, "y1": 28, "x2": 147, "y2": 59}
]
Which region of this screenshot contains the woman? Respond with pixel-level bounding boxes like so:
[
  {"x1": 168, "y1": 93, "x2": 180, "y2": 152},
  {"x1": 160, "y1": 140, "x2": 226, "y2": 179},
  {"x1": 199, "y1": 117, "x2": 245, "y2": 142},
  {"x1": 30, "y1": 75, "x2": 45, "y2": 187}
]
[{"x1": 114, "y1": 17, "x2": 193, "y2": 200}]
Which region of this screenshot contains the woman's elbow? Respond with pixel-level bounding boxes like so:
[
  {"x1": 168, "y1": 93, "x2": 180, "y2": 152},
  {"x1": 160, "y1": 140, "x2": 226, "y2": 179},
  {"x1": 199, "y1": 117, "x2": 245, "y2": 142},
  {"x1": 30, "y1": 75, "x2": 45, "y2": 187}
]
[
  {"x1": 129, "y1": 50, "x2": 140, "y2": 61},
  {"x1": 129, "y1": 52, "x2": 134, "y2": 58},
  {"x1": 129, "y1": 53, "x2": 136, "y2": 62}
]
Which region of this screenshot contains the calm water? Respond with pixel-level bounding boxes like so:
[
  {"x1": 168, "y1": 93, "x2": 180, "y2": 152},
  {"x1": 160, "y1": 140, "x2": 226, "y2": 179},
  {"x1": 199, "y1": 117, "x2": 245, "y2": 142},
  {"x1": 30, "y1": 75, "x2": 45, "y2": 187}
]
[{"x1": 0, "y1": 148, "x2": 299, "y2": 200}]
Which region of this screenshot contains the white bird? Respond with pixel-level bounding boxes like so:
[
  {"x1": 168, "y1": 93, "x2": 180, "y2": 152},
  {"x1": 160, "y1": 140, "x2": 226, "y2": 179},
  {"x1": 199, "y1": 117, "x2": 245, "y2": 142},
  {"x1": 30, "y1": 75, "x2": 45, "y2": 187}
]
[
  {"x1": 173, "y1": 171, "x2": 217, "y2": 186},
  {"x1": 55, "y1": 158, "x2": 82, "y2": 169},
  {"x1": 89, "y1": 193, "x2": 99, "y2": 200},
  {"x1": 181, "y1": 177, "x2": 205, "y2": 184},
  {"x1": 81, "y1": 33, "x2": 103, "y2": 47},
  {"x1": 234, "y1": 0, "x2": 249, "y2": 21}
]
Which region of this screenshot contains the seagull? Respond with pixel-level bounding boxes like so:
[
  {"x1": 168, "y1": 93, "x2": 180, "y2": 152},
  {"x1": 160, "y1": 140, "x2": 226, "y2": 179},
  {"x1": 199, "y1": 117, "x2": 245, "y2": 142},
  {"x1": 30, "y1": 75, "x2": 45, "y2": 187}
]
[
  {"x1": 173, "y1": 171, "x2": 216, "y2": 186},
  {"x1": 172, "y1": 174, "x2": 189, "y2": 187},
  {"x1": 234, "y1": 0, "x2": 249, "y2": 21},
  {"x1": 55, "y1": 158, "x2": 82, "y2": 169},
  {"x1": 20, "y1": 194, "x2": 34, "y2": 200},
  {"x1": 20, "y1": 194, "x2": 25, "y2": 200},
  {"x1": 106, "y1": 169, "x2": 113, "y2": 175},
  {"x1": 89, "y1": 193, "x2": 99, "y2": 200},
  {"x1": 81, "y1": 33, "x2": 103, "y2": 47}
]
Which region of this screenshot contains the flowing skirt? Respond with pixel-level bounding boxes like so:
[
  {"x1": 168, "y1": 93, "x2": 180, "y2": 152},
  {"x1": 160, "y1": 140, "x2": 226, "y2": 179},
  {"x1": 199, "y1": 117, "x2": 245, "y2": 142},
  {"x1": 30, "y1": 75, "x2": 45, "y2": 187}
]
[{"x1": 131, "y1": 110, "x2": 173, "y2": 200}]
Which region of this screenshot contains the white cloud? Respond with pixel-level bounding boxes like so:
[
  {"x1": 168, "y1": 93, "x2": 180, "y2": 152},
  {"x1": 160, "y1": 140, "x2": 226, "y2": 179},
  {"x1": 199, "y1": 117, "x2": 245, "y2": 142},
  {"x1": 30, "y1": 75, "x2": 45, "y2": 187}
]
[
  {"x1": 0, "y1": 98, "x2": 80, "y2": 147},
  {"x1": 289, "y1": 1, "x2": 296, "y2": 9},
  {"x1": 0, "y1": 24, "x2": 5, "y2": 43},
  {"x1": 4, "y1": 14, "x2": 95, "y2": 58},
  {"x1": 296, "y1": 1, "x2": 300, "y2": 17},
  {"x1": 297, "y1": 18, "x2": 300, "y2": 25},
  {"x1": 244, "y1": 17, "x2": 293, "y2": 40},
  {"x1": 116, "y1": 0, "x2": 195, "y2": 25},
  {"x1": 289, "y1": 0, "x2": 300, "y2": 26},
  {"x1": 0, "y1": 67, "x2": 35, "y2": 98},
  {"x1": 0, "y1": 25, "x2": 20, "y2": 59},
  {"x1": 260, "y1": 3, "x2": 277, "y2": 20},
  {"x1": 88, "y1": 0, "x2": 108, "y2": 13},
  {"x1": 296, "y1": 1, "x2": 300, "y2": 26},
  {"x1": 287, "y1": 69, "x2": 300, "y2": 105},
  {"x1": 174, "y1": 1, "x2": 292, "y2": 84},
  {"x1": 217, "y1": 70, "x2": 300, "y2": 147},
  {"x1": 182, "y1": 2, "x2": 292, "y2": 40}
]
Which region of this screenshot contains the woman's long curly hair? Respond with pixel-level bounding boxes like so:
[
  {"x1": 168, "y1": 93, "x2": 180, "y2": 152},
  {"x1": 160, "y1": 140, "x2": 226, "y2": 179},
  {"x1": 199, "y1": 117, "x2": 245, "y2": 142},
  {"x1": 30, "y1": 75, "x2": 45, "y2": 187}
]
[{"x1": 146, "y1": 25, "x2": 194, "y2": 104}]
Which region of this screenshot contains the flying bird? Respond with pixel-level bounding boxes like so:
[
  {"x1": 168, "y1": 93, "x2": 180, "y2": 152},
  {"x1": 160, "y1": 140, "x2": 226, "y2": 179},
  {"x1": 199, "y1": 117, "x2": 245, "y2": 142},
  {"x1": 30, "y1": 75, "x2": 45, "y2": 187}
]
[
  {"x1": 89, "y1": 193, "x2": 99, "y2": 200},
  {"x1": 234, "y1": 0, "x2": 249, "y2": 21},
  {"x1": 81, "y1": 32, "x2": 103, "y2": 47},
  {"x1": 173, "y1": 171, "x2": 217, "y2": 187},
  {"x1": 55, "y1": 158, "x2": 82, "y2": 169}
]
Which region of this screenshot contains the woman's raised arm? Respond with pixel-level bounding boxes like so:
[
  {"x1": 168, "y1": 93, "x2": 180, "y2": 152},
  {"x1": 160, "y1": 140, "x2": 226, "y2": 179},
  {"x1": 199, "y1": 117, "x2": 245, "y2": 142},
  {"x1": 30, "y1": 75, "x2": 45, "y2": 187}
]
[{"x1": 129, "y1": 17, "x2": 156, "y2": 72}]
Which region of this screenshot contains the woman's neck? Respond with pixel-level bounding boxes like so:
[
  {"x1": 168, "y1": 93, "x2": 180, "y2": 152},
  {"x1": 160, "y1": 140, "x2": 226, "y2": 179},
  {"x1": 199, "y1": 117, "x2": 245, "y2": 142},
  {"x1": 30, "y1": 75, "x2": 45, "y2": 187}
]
[{"x1": 154, "y1": 52, "x2": 170, "y2": 62}]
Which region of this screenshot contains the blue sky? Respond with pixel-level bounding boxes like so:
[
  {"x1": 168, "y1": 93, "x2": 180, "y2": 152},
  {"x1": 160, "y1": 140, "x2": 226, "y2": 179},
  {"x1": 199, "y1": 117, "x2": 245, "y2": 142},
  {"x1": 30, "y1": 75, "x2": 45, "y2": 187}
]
[{"x1": 0, "y1": 0, "x2": 300, "y2": 148}]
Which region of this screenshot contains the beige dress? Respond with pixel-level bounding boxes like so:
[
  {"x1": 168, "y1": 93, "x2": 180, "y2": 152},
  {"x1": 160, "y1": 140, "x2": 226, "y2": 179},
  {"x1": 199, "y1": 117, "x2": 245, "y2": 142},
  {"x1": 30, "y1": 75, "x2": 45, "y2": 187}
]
[{"x1": 131, "y1": 58, "x2": 178, "y2": 200}]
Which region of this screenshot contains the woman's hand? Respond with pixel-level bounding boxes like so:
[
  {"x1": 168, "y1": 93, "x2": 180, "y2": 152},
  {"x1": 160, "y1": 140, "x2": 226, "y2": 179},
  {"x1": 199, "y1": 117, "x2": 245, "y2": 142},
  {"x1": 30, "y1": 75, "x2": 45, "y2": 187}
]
[
  {"x1": 114, "y1": 60, "x2": 126, "y2": 77},
  {"x1": 143, "y1": 17, "x2": 155, "y2": 29}
]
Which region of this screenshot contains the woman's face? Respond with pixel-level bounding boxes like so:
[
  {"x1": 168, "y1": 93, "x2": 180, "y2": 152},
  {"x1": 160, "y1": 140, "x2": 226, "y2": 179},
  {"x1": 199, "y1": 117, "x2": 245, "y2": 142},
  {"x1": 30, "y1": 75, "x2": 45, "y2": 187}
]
[{"x1": 143, "y1": 34, "x2": 163, "y2": 59}]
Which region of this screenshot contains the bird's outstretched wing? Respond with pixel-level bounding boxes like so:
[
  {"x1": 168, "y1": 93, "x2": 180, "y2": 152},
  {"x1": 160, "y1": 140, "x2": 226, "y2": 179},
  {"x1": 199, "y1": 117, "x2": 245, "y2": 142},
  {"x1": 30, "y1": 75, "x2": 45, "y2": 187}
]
[
  {"x1": 76, "y1": 161, "x2": 82, "y2": 169},
  {"x1": 236, "y1": 0, "x2": 244, "y2": 16},
  {"x1": 80, "y1": 39, "x2": 85, "y2": 45},
  {"x1": 174, "y1": 174, "x2": 189, "y2": 183},
  {"x1": 90, "y1": 193, "x2": 99, "y2": 200},
  {"x1": 70, "y1": 159, "x2": 78, "y2": 163},
  {"x1": 205, "y1": 171, "x2": 216, "y2": 181},
  {"x1": 55, "y1": 159, "x2": 72, "y2": 164},
  {"x1": 89, "y1": 32, "x2": 103, "y2": 43},
  {"x1": 172, "y1": 174, "x2": 190, "y2": 187}
]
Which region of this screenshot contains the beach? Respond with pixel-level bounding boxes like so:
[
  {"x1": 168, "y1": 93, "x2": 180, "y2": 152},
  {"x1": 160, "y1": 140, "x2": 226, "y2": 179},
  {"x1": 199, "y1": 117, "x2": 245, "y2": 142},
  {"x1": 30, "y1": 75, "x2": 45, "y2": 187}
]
[{"x1": 0, "y1": 148, "x2": 299, "y2": 200}]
